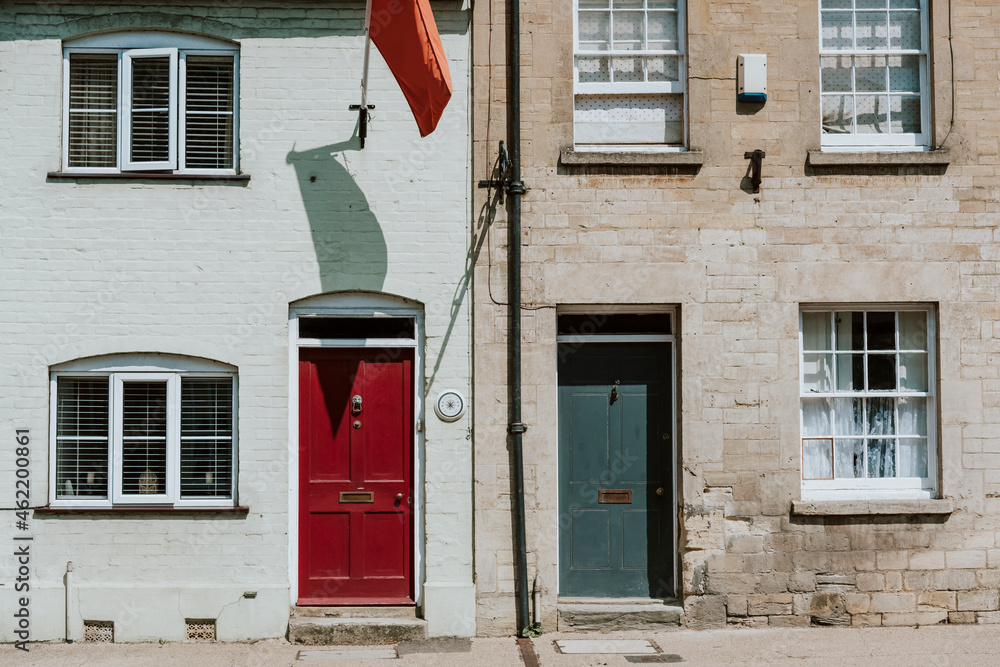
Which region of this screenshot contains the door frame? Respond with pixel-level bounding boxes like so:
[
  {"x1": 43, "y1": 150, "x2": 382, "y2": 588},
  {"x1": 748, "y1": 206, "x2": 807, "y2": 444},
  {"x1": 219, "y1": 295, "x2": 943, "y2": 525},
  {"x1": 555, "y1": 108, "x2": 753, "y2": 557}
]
[
  {"x1": 554, "y1": 305, "x2": 679, "y2": 599},
  {"x1": 289, "y1": 295, "x2": 425, "y2": 607}
]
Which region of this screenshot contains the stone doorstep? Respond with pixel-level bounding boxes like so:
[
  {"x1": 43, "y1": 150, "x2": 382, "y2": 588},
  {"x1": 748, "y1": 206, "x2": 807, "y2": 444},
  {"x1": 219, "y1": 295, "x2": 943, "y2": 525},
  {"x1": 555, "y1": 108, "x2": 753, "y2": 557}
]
[
  {"x1": 291, "y1": 605, "x2": 419, "y2": 619},
  {"x1": 288, "y1": 616, "x2": 428, "y2": 646},
  {"x1": 558, "y1": 599, "x2": 684, "y2": 632}
]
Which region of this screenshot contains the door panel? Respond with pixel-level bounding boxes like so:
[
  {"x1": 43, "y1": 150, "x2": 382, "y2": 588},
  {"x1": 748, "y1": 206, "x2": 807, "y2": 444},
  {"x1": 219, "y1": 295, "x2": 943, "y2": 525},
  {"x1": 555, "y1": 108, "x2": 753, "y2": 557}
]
[
  {"x1": 298, "y1": 348, "x2": 413, "y2": 605},
  {"x1": 559, "y1": 342, "x2": 673, "y2": 598}
]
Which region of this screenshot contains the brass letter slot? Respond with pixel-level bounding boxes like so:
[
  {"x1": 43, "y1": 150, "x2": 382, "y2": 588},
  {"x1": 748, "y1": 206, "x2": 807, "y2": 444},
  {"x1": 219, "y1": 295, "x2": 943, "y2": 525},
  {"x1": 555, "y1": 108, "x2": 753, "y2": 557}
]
[
  {"x1": 598, "y1": 489, "x2": 632, "y2": 504},
  {"x1": 339, "y1": 491, "x2": 374, "y2": 504}
]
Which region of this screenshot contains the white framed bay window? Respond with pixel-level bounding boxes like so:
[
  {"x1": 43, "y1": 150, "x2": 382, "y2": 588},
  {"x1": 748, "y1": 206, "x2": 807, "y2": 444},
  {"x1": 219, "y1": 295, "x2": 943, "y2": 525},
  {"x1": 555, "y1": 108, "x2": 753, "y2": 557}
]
[
  {"x1": 820, "y1": 0, "x2": 929, "y2": 150},
  {"x1": 573, "y1": 0, "x2": 686, "y2": 149},
  {"x1": 63, "y1": 31, "x2": 239, "y2": 174},
  {"x1": 50, "y1": 363, "x2": 237, "y2": 508},
  {"x1": 800, "y1": 306, "x2": 936, "y2": 499}
]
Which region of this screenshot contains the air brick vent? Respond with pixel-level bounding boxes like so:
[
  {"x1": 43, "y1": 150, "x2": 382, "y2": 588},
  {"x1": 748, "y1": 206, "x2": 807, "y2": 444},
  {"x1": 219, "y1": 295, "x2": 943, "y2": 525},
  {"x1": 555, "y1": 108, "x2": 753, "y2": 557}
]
[{"x1": 83, "y1": 621, "x2": 114, "y2": 643}]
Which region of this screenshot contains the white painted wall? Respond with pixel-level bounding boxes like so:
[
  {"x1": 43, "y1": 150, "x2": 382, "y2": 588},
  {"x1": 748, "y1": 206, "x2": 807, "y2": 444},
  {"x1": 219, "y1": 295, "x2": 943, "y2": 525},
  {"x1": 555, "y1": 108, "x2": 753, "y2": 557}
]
[{"x1": 0, "y1": 1, "x2": 473, "y2": 642}]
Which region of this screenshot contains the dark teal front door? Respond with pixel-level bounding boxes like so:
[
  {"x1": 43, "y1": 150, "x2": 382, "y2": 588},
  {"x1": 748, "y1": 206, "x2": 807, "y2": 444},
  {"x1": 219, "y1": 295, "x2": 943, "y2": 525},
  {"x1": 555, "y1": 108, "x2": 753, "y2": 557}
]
[{"x1": 558, "y1": 342, "x2": 673, "y2": 598}]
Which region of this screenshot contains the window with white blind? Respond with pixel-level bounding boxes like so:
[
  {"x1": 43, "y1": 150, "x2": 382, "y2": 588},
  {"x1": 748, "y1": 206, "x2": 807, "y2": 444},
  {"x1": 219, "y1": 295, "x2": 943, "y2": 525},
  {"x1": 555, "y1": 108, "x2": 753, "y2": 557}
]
[
  {"x1": 573, "y1": 0, "x2": 686, "y2": 149},
  {"x1": 52, "y1": 371, "x2": 236, "y2": 507},
  {"x1": 819, "y1": 0, "x2": 929, "y2": 150},
  {"x1": 63, "y1": 32, "x2": 238, "y2": 174},
  {"x1": 800, "y1": 307, "x2": 937, "y2": 499}
]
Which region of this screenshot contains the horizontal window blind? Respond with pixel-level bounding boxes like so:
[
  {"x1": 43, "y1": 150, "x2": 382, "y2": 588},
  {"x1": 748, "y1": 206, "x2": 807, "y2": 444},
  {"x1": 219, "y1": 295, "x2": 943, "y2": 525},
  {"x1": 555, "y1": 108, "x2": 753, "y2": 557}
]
[
  {"x1": 180, "y1": 378, "x2": 234, "y2": 498},
  {"x1": 121, "y1": 381, "x2": 168, "y2": 495},
  {"x1": 185, "y1": 56, "x2": 235, "y2": 169},
  {"x1": 68, "y1": 53, "x2": 118, "y2": 168},
  {"x1": 56, "y1": 377, "x2": 110, "y2": 499},
  {"x1": 129, "y1": 56, "x2": 172, "y2": 164}
]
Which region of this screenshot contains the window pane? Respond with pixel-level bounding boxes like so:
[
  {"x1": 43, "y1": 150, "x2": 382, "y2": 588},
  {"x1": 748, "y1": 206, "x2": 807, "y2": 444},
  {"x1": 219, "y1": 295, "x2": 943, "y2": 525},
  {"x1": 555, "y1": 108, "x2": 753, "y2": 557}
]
[
  {"x1": 579, "y1": 0, "x2": 609, "y2": 7},
  {"x1": 834, "y1": 439, "x2": 865, "y2": 478},
  {"x1": 867, "y1": 396, "x2": 895, "y2": 435},
  {"x1": 888, "y1": 55, "x2": 919, "y2": 92},
  {"x1": 898, "y1": 396, "x2": 927, "y2": 435},
  {"x1": 803, "y1": 353, "x2": 834, "y2": 393},
  {"x1": 867, "y1": 439, "x2": 896, "y2": 477},
  {"x1": 122, "y1": 382, "x2": 167, "y2": 495},
  {"x1": 899, "y1": 438, "x2": 928, "y2": 477},
  {"x1": 578, "y1": 11, "x2": 610, "y2": 50},
  {"x1": 899, "y1": 353, "x2": 928, "y2": 391},
  {"x1": 803, "y1": 439, "x2": 833, "y2": 480},
  {"x1": 181, "y1": 378, "x2": 234, "y2": 498},
  {"x1": 890, "y1": 10, "x2": 921, "y2": 50},
  {"x1": 898, "y1": 311, "x2": 928, "y2": 350},
  {"x1": 802, "y1": 397, "x2": 832, "y2": 436},
  {"x1": 613, "y1": 0, "x2": 643, "y2": 7},
  {"x1": 822, "y1": 12, "x2": 853, "y2": 51},
  {"x1": 855, "y1": 55, "x2": 887, "y2": 92},
  {"x1": 646, "y1": 11, "x2": 679, "y2": 50},
  {"x1": 834, "y1": 397, "x2": 864, "y2": 435},
  {"x1": 835, "y1": 311, "x2": 864, "y2": 350},
  {"x1": 647, "y1": 0, "x2": 678, "y2": 7},
  {"x1": 821, "y1": 55, "x2": 852, "y2": 93},
  {"x1": 868, "y1": 354, "x2": 897, "y2": 390},
  {"x1": 612, "y1": 11, "x2": 643, "y2": 50},
  {"x1": 68, "y1": 53, "x2": 119, "y2": 168},
  {"x1": 56, "y1": 377, "x2": 110, "y2": 499},
  {"x1": 857, "y1": 0, "x2": 886, "y2": 9},
  {"x1": 802, "y1": 312, "x2": 833, "y2": 351},
  {"x1": 892, "y1": 95, "x2": 921, "y2": 134},
  {"x1": 574, "y1": 94, "x2": 683, "y2": 144},
  {"x1": 611, "y1": 56, "x2": 643, "y2": 82},
  {"x1": 130, "y1": 56, "x2": 171, "y2": 163},
  {"x1": 890, "y1": 0, "x2": 919, "y2": 8},
  {"x1": 856, "y1": 11, "x2": 888, "y2": 50},
  {"x1": 647, "y1": 56, "x2": 680, "y2": 82},
  {"x1": 867, "y1": 311, "x2": 896, "y2": 349},
  {"x1": 822, "y1": 0, "x2": 852, "y2": 8},
  {"x1": 836, "y1": 353, "x2": 864, "y2": 391},
  {"x1": 822, "y1": 95, "x2": 853, "y2": 134},
  {"x1": 578, "y1": 56, "x2": 610, "y2": 82},
  {"x1": 185, "y1": 56, "x2": 234, "y2": 170},
  {"x1": 855, "y1": 94, "x2": 888, "y2": 134}
]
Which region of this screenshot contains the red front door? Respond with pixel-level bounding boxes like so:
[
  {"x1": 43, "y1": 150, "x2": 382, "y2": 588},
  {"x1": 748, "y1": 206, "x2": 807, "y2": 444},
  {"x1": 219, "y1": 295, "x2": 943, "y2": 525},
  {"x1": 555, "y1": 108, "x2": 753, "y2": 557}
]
[{"x1": 298, "y1": 348, "x2": 414, "y2": 605}]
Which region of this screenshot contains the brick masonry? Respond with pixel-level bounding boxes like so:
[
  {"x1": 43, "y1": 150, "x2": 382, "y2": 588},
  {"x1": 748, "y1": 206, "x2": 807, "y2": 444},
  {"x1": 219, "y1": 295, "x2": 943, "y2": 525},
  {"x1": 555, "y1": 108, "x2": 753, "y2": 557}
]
[{"x1": 473, "y1": 0, "x2": 1000, "y2": 632}]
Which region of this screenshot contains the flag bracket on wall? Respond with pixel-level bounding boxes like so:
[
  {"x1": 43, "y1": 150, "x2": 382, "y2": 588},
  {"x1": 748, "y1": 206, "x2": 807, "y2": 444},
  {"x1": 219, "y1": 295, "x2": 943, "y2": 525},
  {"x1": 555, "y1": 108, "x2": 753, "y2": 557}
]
[{"x1": 349, "y1": 104, "x2": 377, "y2": 149}]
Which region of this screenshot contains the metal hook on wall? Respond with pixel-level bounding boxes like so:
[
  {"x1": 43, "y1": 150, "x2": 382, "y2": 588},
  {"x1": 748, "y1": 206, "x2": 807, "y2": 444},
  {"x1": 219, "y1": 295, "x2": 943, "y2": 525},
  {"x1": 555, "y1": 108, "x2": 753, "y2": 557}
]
[{"x1": 744, "y1": 149, "x2": 765, "y2": 194}]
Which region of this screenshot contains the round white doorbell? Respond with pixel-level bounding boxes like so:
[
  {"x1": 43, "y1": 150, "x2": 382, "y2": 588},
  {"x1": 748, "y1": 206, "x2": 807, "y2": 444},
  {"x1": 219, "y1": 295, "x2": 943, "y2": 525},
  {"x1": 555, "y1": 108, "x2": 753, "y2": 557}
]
[{"x1": 434, "y1": 390, "x2": 467, "y2": 422}]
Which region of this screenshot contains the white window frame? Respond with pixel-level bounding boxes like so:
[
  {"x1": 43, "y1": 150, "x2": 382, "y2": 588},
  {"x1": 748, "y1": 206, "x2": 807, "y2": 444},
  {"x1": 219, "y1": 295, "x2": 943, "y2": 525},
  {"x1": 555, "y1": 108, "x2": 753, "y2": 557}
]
[
  {"x1": 819, "y1": 0, "x2": 930, "y2": 151},
  {"x1": 49, "y1": 368, "x2": 238, "y2": 508},
  {"x1": 572, "y1": 0, "x2": 687, "y2": 151},
  {"x1": 62, "y1": 31, "x2": 239, "y2": 174},
  {"x1": 799, "y1": 305, "x2": 937, "y2": 500}
]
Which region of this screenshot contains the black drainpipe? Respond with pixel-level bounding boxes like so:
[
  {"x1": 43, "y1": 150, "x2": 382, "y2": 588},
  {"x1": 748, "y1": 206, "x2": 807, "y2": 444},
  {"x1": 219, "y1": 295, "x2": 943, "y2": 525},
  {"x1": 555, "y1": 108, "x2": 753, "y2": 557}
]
[{"x1": 507, "y1": 0, "x2": 530, "y2": 638}]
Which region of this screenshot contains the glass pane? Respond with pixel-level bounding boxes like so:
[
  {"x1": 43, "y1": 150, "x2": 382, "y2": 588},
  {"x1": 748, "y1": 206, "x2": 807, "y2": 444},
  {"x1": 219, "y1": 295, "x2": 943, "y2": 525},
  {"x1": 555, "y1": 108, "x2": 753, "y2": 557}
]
[
  {"x1": 68, "y1": 54, "x2": 119, "y2": 169},
  {"x1": 898, "y1": 311, "x2": 928, "y2": 350},
  {"x1": 646, "y1": 11, "x2": 679, "y2": 50},
  {"x1": 122, "y1": 382, "x2": 168, "y2": 495},
  {"x1": 803, "y1": 440, "x2": 834, "y2": 480},
  {"x1": 822, "y1": 11, "x2": 854, "y2": 51},
  {"x1": 578, "y1": 11, "x2": 610, "y2": 50},
  {"x1": 613, "y1": 0, "x2": 643, "y2": 6},
  {"x1": 888, "y1": 55, "x2": 920, "y2": 92},
  {"x1": 867, "y1": 311, "x2": 896, "y2": 349},
  {"x1": 802, "y1": 312, "x2": 833, "y2": 350},
  {"x1": 856, "y1": 11, "x2": 889, "y2": 50},
  {"x1": 802, "y1": 397, "x2": 833, "y2": 436},
  {"x1": 857, "y1": 0, "x2": 886, "y2": 8},
  {"x1": 835, "y1": 439, "x2": 865, "y2": 478},
  {"x1": 130, "y1": 56, "x2": 172, "y2": 163},
  {"x1": 56, "y1": 377, "x2": 110, "y2": 499},
  {"x1": 855, "y1": 55, "x2": 887, "y2": 92},
  {"x1": 890, "y1": 0, "x2": 919, "y2": 8},
  {"x1": 181, "y1": 378, "x2": 234, "y2": 498},
  {"x1": 185, "y1": 55, "x2": 235, "y2": 170},
  {"x1": 579, "y1": 0, "x2": 609, "y2": 7},
  {"x1": 647, "y1": 0, "x2": 678, "y2": 7},
  {"x1": 836, "y1": 353, "x2": 865, "y2": 391},
  {"x1": 578, "y1": 56, "x2": 610, "y2": 82},
  {"x1": 803, "y1": 353, "x2": 834, "y2": 393},
  {"x1": 892, "y1": 95, "x2": 921, "y2": 134},
  {"x1": 834, "y1": 397, "x2": 864, "y2": 435},
  {"x1": 821, "y1": 56, "x2": 853, "y2": 93},
  {"x1": 899, "y1": 438, "x2": 928, "y2": 477},
  {"x1": 867, "y1": 396, "x2": 896, "y2": 435},
  {"x1": 822, "y1": 95, "x2": 853, "y2": 134},
  {"x1": 868, "y1": 354, "x2": 897, "y2": 390},
  {"x1": 836, "y1": 311, "x2": 864, "y2": 350},
  {"x1": 612, "y1": 11, "x2": 644, "y2": 50},
  {"x1": 899, "y1": 353, "x2": 928, "y2": 391},
  {"x1": 898, "y1": 396, "x2": 927, "y2": 435},
  {"x1": 647, "y1": 56, "x2": 679, "y2": 82},
  {"x1": 611, "y1": 57, "x2": 643, "y2": 82},
  {"x1": 822, "y1": 0, "x2": 852, "y2": 7},
  {"x1": 856, "y1": 95, "x2": 888, "y2": 134},
  {"x1": 868, "y1": 439, "x2": 896, "y2": 477},
  {"x1": 890, "y1": 10, "x2": 921, "y2": 50}
]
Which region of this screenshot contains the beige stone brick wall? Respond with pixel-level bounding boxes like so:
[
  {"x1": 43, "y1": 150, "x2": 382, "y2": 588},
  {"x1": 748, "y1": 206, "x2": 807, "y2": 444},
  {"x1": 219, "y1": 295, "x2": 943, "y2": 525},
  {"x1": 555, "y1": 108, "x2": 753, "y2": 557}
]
[{"x1": 474, "y1": 0, "x2": 1000, "y2": 632}]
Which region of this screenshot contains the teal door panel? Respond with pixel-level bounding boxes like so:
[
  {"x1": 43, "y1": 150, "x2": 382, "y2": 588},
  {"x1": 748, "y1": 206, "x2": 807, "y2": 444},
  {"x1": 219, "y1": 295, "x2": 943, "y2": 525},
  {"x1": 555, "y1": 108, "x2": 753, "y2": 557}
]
[{"x1": 559, "y1": 342, "x2": 673, "y2": 598}]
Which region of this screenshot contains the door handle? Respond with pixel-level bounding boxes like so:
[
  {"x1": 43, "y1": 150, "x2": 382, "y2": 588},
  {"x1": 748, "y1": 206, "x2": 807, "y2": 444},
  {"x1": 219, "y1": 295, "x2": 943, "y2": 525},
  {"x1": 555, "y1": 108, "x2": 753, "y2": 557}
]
[
  {"x1": 656, "y1": 487, "x2": 665, "y2": 496},
  {"x1": 396, "y1": 493, "x2": 403, "y2": 501},
  {"x1": 352, "y1": 395, "x2": 363, "y2": 415}
]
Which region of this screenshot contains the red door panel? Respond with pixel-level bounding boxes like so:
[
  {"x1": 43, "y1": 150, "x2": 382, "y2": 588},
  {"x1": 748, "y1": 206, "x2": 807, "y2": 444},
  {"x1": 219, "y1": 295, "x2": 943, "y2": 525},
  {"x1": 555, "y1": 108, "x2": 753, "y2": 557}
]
[{"x1": 298, "y1": 348, "x2": 413, "y2": 605}]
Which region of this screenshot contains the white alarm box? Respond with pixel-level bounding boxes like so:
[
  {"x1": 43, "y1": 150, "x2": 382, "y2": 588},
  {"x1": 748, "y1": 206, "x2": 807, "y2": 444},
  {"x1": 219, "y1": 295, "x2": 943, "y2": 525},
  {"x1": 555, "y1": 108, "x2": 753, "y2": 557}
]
[{"x1": 737, "y1": 54, "x2": 767, "y2": 103}]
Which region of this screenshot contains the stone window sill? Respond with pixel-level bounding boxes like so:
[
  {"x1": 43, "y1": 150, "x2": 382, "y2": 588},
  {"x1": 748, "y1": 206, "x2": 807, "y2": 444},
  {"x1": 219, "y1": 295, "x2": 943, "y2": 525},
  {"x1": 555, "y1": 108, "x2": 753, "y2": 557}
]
[
  {"x1": 807, "y1": 149, "x2": 950, "y2": 168},
  {"x1": 560, "y1": 148, "x2": 704, "y2": 167},
  {"x1": 47, "y1": 171, "x2": 251, "y2": 183},
  {"x1": 34, "y1": 506, "x2": 250, "y2": 516},
  {"x1": 791, "y1": 499, "x2": 953, "y2": 516}
]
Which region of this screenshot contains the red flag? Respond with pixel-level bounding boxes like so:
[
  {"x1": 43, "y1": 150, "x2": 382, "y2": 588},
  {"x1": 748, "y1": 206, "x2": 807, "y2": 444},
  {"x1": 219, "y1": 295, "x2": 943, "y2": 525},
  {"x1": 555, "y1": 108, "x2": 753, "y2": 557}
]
[{"x1": 368, "y1": 0, "x2": 453, "y2": 137}]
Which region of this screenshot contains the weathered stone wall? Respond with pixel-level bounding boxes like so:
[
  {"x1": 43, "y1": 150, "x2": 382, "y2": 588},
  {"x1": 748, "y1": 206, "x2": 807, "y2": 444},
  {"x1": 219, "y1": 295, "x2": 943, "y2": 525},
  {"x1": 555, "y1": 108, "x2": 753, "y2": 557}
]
[{"x1": 473, "y1": 0, "x2": 1000, "y2": 632}]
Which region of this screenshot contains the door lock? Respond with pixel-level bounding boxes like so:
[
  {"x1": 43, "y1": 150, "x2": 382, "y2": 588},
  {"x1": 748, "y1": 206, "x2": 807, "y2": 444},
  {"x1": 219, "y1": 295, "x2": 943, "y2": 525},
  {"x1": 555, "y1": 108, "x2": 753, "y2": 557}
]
[
  {"x1": 656, "y1": 487, "x2": 665, "y2": 496},
  {"x1": 352, "y1": 395, "x2": 362, "y2": 415}
]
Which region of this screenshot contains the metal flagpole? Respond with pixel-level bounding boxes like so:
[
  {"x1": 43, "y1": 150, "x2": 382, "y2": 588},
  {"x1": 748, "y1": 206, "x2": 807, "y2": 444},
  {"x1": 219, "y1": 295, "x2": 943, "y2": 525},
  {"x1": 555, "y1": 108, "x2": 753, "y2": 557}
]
[{"x1": 353, "y1": 0, "x2": 375, "y2": 148}]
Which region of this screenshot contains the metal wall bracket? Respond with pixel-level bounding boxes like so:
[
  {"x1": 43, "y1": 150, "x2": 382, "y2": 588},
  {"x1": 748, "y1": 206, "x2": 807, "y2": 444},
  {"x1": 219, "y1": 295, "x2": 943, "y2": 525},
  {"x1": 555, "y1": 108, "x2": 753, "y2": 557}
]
[
  {"x1": 349, "y1": 104, "x2": 376, "y2": 149},
  {"x1": 508, "y1": 422, "x2": 528, "y2": 434},
  {"x1": 744, "y1": 149, "x2": 765, "y2": 193}
]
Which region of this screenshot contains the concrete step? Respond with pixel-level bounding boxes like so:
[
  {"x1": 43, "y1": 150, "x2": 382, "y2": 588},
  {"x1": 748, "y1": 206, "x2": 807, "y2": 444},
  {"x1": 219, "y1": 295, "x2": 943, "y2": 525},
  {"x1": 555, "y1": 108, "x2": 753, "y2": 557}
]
[
  {"x1": 291, "y1": 605, "x2": 419, "y2": 619},
  {"x1": 557, "y1": 598, "x2": 684, "y2": 632},
  {"x1": 288, "y1": 616, "x2": 428, "y2": 646}
]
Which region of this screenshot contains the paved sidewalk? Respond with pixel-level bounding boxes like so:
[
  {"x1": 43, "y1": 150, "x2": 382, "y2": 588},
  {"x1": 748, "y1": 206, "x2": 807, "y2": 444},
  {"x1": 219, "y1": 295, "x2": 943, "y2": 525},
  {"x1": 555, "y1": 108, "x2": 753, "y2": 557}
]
[{"x1": 7, "y1": 625, "x2": 1000, "y2": 666}]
